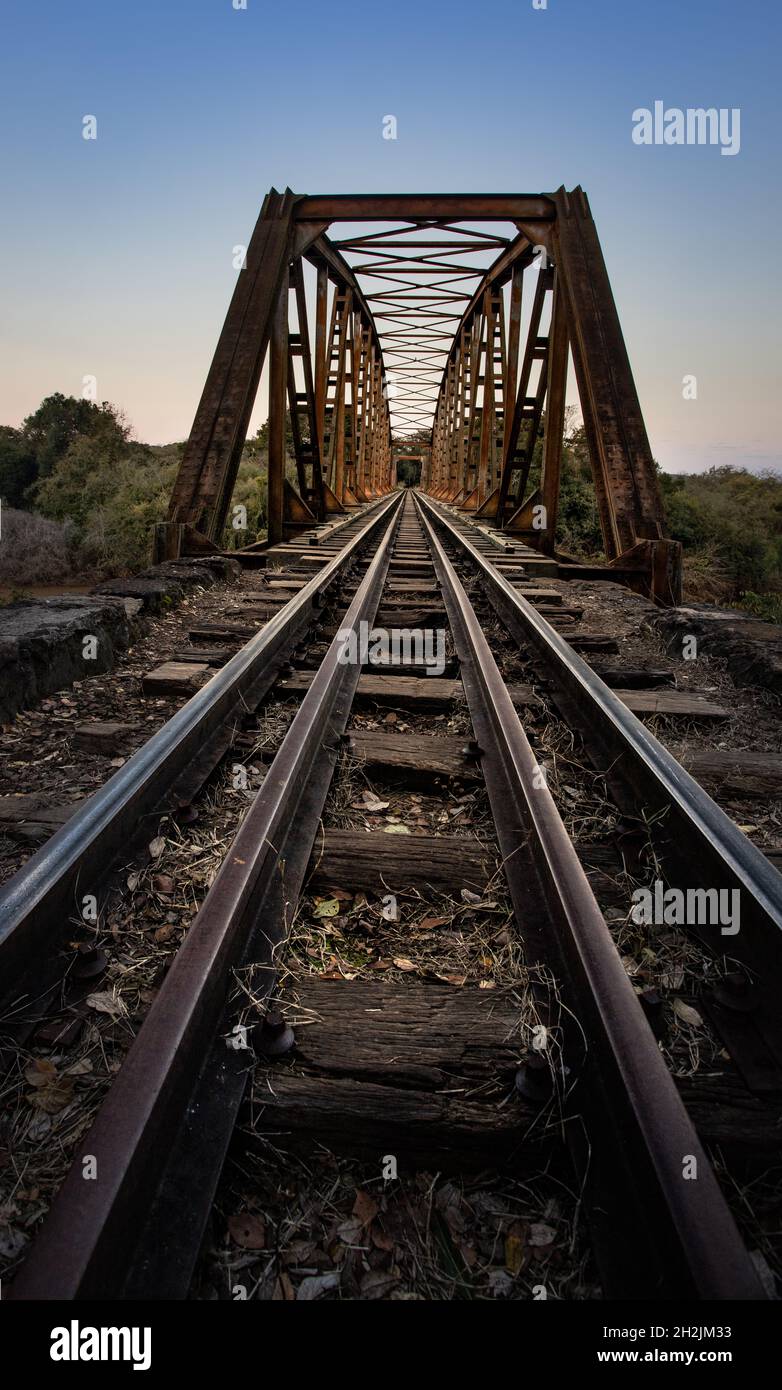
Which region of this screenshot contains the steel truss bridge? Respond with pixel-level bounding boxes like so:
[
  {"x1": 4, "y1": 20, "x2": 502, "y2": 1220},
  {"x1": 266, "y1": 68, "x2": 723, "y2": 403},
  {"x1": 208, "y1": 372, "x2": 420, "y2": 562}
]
[{"x1": 159, "y1": 190, "x2": 681, "y2": 604}]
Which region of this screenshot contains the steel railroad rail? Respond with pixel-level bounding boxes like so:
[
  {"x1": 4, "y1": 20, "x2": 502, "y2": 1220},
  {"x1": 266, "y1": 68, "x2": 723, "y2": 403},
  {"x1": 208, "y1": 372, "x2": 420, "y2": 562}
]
[
  {"x1": 6, "y1": 493, "x2": 771, "y2": 1301},
  {"x1": 414, "y1": 497, "x2": 763, "y2": 1300},
  {"x1": 418, "y1": 492, "x2": 782, "y2": 1088},
  {"x1": 0, "y1": 493, "x2": 400, "y2": 991}
]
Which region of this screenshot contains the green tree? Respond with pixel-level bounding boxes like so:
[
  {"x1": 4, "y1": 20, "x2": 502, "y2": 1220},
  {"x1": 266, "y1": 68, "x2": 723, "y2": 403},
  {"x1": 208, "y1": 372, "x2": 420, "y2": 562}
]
[
  {"x1": 0, "y1": 426, "x2": 37, "y2": 507},
  {"x1": 21, "y1": 393, "x2": 129, "y2": 482}
]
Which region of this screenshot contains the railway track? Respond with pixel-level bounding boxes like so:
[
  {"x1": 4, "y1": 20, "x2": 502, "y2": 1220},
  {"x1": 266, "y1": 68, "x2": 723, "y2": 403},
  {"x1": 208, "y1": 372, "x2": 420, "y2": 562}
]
[{"x1": 3, "y1": 490, "x2": 780, "y2": 1301}]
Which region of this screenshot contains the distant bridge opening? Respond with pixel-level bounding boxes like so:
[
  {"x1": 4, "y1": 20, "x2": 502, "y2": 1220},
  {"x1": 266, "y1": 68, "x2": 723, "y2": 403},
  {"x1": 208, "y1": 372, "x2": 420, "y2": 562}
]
[{"x1": 395, "y1": 455, "x2": 423, "y2": 486}]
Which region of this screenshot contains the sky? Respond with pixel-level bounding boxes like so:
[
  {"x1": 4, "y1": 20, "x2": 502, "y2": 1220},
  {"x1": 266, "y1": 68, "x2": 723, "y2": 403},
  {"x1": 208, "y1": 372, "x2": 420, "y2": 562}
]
[{"x1": 0, "y1": 0, "x2": 780, "y2": 475}]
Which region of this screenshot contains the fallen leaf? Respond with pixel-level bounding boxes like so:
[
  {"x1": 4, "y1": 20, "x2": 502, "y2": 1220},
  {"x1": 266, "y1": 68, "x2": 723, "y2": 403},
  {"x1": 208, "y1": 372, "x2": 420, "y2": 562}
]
[
  {"x1": 65, "y1": 1058, "x2": 93, "y2": 1076},
  {"x1": 383, "y1": 824, "x2": 410, "y2": 835},
  {"x1": 359, "y1": 791, "x2": 390, "y2": 813},
  {"x1": 659, "y1": 967, "x2": 685, "y2": 990},
  {"x1": 148, "y1": 836, "x2": 166, "y2": 859},
  {"x1": 479, "y1": 979, "x2": 496, "y2": 990},
  {"x1": 152, "y1": 874, "x2": 175, "y2": 895},
  {"x1": 27, "y1": 1112, "x2": 52, "y2": 1140},
  {"x1": 393, "y1": 957, "x2": 417, "y2": 973},
  {"x1": 352, "y1": 1190, "x2": 379, "y2": 1227},
  {"x1": 336, "y1": 1216, "x2": 364, "y2": 1245},
  {"x1": 85, "y1": 991, "x2": 127, "y2": 1020},
  {"x1": 24, "y1": 1059, "x2": 57, "y2": 1087},
  {"x1": 505, "y1": 1222, "x2": 527, "y2": 1275},
  {"x1": 529, "y1": 1222, "x2": 556, "y2": 1247},
  {"x1": 460, "y1": 889, "x2": 482, "y2": 904},
  {"x1": 313, "y1": 897, "x2": 341, "y2": 919},
  {"x1": 359, "y1": 1271, "x2": 399, "y2": 1299},
  {"x1": 371, "y1": 1226, "x2": 395, "y2": 1253},
  {"x1": 27, "y1": 1074, "x2": 75, "y2": 1113},
  {"x1": 297, "y1": 1272, "x2": 339, "y2": 1301},
  {"x1": 436, "y1": 972, "x2": 467, "y2": 987},
  {"x1": 673, "y1": 998, "x2": 703, "y2": 1028},
  {"x1": 228, "y1": 1212, "x2": 266, "y2": 1250},
  {"x1": 419, "y1": 916, "x2": 450, "y2": 930}
]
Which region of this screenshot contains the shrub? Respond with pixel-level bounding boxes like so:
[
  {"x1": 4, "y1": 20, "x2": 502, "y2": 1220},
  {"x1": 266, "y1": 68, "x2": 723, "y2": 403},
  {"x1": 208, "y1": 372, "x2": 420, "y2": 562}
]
[
  {"x1": 738, "y1": 591, "x2": 782, "y2": 624},
  {"x1": 0, "y1": 508, "x2": 75, "y2": 586}
]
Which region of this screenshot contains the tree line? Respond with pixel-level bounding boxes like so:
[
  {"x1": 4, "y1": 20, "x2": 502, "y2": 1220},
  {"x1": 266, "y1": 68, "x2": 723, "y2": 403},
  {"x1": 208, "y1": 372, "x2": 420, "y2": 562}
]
[{"x1": 1, "y1": 394, "x2": 780, "y2": 619}]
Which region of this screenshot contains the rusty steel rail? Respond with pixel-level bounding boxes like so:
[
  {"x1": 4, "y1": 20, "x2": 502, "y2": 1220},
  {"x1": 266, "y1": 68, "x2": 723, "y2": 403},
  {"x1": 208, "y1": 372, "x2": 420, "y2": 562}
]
[
  {"x1": 11, "y1": 496, "x2": 404, "y2": 1300},
  {"x1": 415, "y1": 496, "x2": 764, "y2": 1300},
  {"x1": 0, "y1": 493, "x2": 399, "y2": 992},
  {"x1": 419, "y1": 493, "x2": 782, "y2": 1085}
]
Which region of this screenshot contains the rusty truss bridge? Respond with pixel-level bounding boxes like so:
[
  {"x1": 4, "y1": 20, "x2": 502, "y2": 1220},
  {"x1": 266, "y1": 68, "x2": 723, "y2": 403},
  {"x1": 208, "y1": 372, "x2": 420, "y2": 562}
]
[{"x1": 159, "y1": 189, "x2": 681, "y2": 605}]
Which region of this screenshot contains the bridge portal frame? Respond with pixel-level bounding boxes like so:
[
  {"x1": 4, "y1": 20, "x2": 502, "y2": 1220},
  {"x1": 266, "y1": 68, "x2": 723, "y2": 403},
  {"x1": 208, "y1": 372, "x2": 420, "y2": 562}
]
[{"x1": 158, "y1": 188, "x2": 680, "y2": 603}]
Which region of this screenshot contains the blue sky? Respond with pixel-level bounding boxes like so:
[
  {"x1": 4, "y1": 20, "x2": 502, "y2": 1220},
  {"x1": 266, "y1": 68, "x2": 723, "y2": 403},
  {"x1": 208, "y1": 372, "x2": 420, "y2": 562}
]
[{"x1": 1, "y1": 0, "x2": 780, "y2": 473}]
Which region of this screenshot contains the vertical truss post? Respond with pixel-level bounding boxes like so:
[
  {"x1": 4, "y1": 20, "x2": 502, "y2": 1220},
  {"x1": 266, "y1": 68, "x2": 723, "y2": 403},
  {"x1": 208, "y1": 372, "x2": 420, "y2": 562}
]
[
  {"x1": 475, "y1": 287, "x2": 506, "y2": 518},
  {"x1": 539, "y1": 271, "x2": 569, "y2": 554},
  {"x1": 372, "y1": 354, "x2": 385, "y2": 494},
  {"x1": 448, "y1": 342, "x2": 463, "y2": 500},
  {"x1": 367, "y1": 352, "x2": 378, "y2": 495},
  {"x1": 496, "y1": 263, "x2": 524, "y2": 524},
  {"x1": 460, "y1": 310, "x2": 484, "y2": 509},
  {"x1": 444, "y1": 355, "x2": 457, "y2": 499},
  {"x1": 267, "y1": 269, "x2": 289, "y2": 545},
  {"x1": 431, "y1": 390, "x2": 446, "y2": 496},
  {"x1": 286, "y1": 258, "x2": 323, "y2": 521},
  {"x1": 475, "y1": 289, "x2": 495, "y2": 507},
  {"x1": 502, "y1": 264, "x2": 553, "y2": 531},
  {"x1": 452, "y1": 327, "x2": 469, "y2": 502},
  {"x1": 314, "y1": 264, "x2": 329, "y2": 515},
  {"x1": 551, "y1": 186, "x2": 666, "y2": 556},
  {"x1": 333, "y1": 289, "x2": 353, "y2": 505},
  {"x1": 354, "y1": 323, "x2": 371, "y2": 498},
  {"x1": 164, "y1": 189, "x2": 295, "y2": 553}
]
